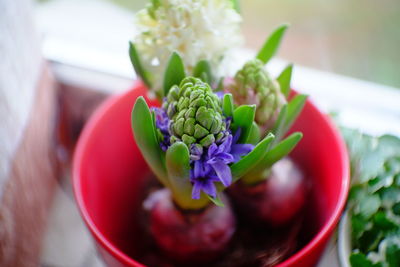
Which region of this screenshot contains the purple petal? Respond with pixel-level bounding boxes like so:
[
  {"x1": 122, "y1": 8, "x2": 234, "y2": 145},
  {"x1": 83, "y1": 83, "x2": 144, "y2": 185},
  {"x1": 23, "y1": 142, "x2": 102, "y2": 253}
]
[
  {"x1": 201, "y1": 180, "x2": 217, "y2": 198},
  {"x1": 233, "y1": 128, "x2": 242, "y2": 144},
  {"x1": 219, "y1": 135, "x2": 232, "y2": 153},
  {"x1": 208, "y1": 143, "x2": 218, "y2": 158},
  {"x1": 218, "y1": 152, "x2": 235, "y2": 163},
  {"x1": 190, "y1": 144, "x2": 203, "y2": 161},
  {"x1": 215, "y1": 91, "x2": 224, "y2": 100},
  {"x1": 193, "y1": 160, "x2": 202, "y2": 178},
  {"x1": 231, "y1": 144, "x2": 254, "y2": 155},
  {"x1": 192, "y1": 181, "x2": 202, "y2": 199},
  {"x1": 210, "y1": 160, "x2": 232, "y2": 187}
]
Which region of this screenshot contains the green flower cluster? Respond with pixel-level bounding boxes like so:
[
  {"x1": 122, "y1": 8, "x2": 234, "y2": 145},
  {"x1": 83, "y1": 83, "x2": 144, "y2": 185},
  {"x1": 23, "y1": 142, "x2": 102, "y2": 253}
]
[
  {"x1": 230, "y1": 59, "x2": 286, "y2": 129},
  {"x1": 163, "y1": 77, "x2": 227, "y2": 149}
]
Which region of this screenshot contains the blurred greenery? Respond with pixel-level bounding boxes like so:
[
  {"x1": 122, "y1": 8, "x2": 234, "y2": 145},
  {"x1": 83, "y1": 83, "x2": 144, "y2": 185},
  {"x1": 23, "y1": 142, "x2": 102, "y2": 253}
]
[{"x1": 37, "y1": 0, "x2": 400, "y2": 88}]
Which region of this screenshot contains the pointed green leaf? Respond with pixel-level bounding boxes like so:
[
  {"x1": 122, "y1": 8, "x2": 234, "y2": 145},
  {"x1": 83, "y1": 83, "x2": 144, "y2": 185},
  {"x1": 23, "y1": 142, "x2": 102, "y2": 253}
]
[
  {"x1": 283, "y1": 94, "x2": 307, "y2": 135},
  {"x1": 222, "y1": 93, "x2": 234, "y2": 118},
  {"x1": 232, "y1": 105, "x2": 256, "y2": 143},
  {"x1": 272, "y1": 104, "x2": 288, "y2": 143},
  {"x1": 163, "y1": 52, "x2": 186, "y2": 96},
  {"x1": 245, "y1": 132, "x2": 303, "y2": 178},
  {"x1": 193, "y1": 60, "x2": 213, "y2": 84},
  {"x1": 246, "y1": 121, "x2": 261, "y2": 145},
  {"x1": 131, "y1": 97, "x2": 167, "y2": 184},
  {"x1": 166, "y1": 142, "x2": 209, "y2": 210},
  {"x1": 277, "y1": 64, "x2": 293, "y2": 97},
  {"x1": 207, "y1": 194, "x2": 225, "y2": 207},
  {"x1": 129, "y1": 42, "x2": 152, "y2": 88},
  {"x1": 216, "y1": 77, "x2": 224, "y2": 91},
  {"x1": 231, "y1": 133, "x2": 275, "y2": 182},
  {"x1": 256, "y1": 24, "x2": 289, "y2": 64},
  {"x1": 264, "y1": 132, "x2": 303, "y2": 166},
  {"x1": 230, "y1": 0, "x2": 240, "y2": 12}
]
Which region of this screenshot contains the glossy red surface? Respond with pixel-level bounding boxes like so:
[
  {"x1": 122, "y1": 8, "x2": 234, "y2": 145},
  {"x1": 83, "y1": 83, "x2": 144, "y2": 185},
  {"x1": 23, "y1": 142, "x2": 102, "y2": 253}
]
[{"x1": 73, "y1": 82, "x2": 349, "y2": 267}]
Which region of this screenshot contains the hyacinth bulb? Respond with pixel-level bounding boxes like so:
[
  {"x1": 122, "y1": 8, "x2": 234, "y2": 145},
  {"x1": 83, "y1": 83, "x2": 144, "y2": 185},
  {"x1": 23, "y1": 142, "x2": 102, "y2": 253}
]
[{"x1": 228, "y1": 59, "x2": 286, "y2": 132}]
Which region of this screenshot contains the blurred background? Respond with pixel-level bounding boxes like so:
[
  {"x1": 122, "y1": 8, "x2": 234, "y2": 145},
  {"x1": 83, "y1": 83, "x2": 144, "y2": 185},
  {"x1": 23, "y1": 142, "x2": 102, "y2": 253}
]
[{"x1": 36, "y1": 0, "x2": 400, "y2": 88}]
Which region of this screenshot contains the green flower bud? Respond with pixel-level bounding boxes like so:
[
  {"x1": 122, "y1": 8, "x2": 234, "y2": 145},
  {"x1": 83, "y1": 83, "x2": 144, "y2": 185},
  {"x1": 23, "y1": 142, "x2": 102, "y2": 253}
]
[
  {"x1": 164, "y1": 77, "x2": 227, "y2": 148},
  {"x1": 228, "y1": 59, "x2": 286, "y2": 130}
]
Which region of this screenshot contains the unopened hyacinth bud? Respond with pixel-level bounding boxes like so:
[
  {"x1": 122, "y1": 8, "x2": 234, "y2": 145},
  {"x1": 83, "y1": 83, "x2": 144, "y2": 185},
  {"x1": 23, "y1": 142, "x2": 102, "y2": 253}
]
[
  {"x1": 228, "y1": 59, "x2": 286, "y2": 130},
  {"x1": 163, "y1": 77, "x2": 227, "y2": 150}
]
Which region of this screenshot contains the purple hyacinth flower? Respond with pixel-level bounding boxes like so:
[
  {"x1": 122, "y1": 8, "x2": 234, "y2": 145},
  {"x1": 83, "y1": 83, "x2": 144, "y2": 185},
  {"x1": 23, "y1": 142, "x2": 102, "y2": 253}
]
[
  {"x1": 230, "y1": 128, "x2": 254, "y2": 162},
  {"x1": 190, "y1": 160, "x2": 220, "y2": 199},
  {"x1": 152, "y1": 107, "x2": 171, "y2": 151},
  {"x1": 206, "y1": 135, "x2": 235, "y2": 187}
]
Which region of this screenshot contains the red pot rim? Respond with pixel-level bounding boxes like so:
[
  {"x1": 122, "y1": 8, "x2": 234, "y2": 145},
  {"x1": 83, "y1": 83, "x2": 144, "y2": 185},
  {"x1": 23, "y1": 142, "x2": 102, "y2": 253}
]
[{"x1": 73, "y1": 82, "x2": 350, "y2": 267}]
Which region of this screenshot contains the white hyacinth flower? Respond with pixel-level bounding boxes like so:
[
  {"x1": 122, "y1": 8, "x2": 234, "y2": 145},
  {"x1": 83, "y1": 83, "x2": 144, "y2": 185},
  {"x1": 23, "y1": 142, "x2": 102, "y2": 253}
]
[{"x1": 133, "y1": 0, "x2": 243, "y2": 91}]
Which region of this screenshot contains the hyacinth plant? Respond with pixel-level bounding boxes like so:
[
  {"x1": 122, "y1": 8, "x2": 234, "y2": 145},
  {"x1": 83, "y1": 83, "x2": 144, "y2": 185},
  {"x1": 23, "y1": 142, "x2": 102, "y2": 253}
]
[
  {"x1": 225, "y1": 25, "x2": 309, "y2": 226},
  {"x1": 226, "y1": 24, "x2": 308, "y2": 186},
  {"x1": 129, "y1": 0, "x2": 243, "y2": 97},
  {"x1": 131, "y1": 53, "x2": 306, "y2": 260}
]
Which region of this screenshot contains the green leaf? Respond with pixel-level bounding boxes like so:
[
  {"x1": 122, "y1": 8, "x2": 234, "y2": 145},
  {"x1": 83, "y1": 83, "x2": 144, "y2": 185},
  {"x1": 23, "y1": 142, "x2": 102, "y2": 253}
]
[
  {"x1": 230, "y1": 0, "x2": 240, "y2": 12},
  {"x1": 349, "y1": 253, "x2": 376, "y2": 267},
  {"x1": 244, "y1": 132, "x2": 303, "y2": 179},
  {"x1": 131, "y1": 97, "x2": 167, "y2": 185},
  {"x1": 272, "y1": 104, "x2": 288, "y2": 143},
  {"x1": 386, "y1": 243, "x2": 400, "y2": 267},
  {"x1": 256, "y1": 24, "x2": 289, "y2": 64},
  {"x1": 207, "y1": 194, "x2": 225, "y2": 207},
  {"x1": 277, "y1": 64, "x2": 293, "y2": 98},
  {"x1": 231, "y1": 133, "x2": 275, "y2": 182},
  {"x1": 358, "y1": 194, "x2": 381, "y2": 219},
  {"x1": 166, "y1": 142, "x2": 209, "y2": 210},
  {"x1": 129, "y1": 42, "x2": 152, "y2": 88},
  {"x1": 216, "y1": 77, "x2": 224, "y2": 91},
  {"x1": 232, "y1": 105, "x2": 256, "y2": 143},
  {"x1": 358, "y1": 226, "x2": 383, "y2": 252},
  {"x1": 373, "y1": 211, "x2": 398, "y2": 231},
  {"x1": 222, "y1": 93, "x2": 234, "y2": 118},
  {"x1": 163, "y1": 52, "x2": 186, "y2": 96},
  {"x1": 264, "y1": 132, "x2": 303, "y2": 166},
  {"x1": 246, "y1": 121, "x2": 261, "y2": 145},
  {"x1": 283, "y1": 94, "x2": 307, "y2": 136},
  {"x1": 193, "y1": 60, "x2": 213, "y2": 84},
  {"x1": 273, "y1": 95, "x2": 306, "y2": 145}
]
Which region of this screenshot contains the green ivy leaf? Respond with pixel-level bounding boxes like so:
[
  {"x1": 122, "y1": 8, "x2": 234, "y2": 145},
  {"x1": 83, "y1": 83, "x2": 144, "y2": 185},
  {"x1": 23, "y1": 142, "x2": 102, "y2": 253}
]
[
  {"x1": 166, "y1": 142, "x2": 209, "y2": 210},
  {"x1": 222, "y1": 93, "x2": 234, "y2": 118},
  {"x1": 277, "y1": 64, "x2": 293, "y2": 98},
  {"x1": 231, "y1": 133, "x2": 274, "y2": 182},
  {"x1": 256, "y1": 24, "x2": 289, "y2": 64},
  {"x1": 193, "y1": 60, "x2": 213, "y2": 84},
  {"x1": 129, "y1": 42, "x2": 152, "y2": 88},
  {"x1": 231, "y1": 105, "x2": 256, "y2": 143},
  {"x1": 131, "y1": 97, "x2": 167, "y2": 185},
  {"x1": 163, "y1": 52, "x2": 186, "y2": 96}
]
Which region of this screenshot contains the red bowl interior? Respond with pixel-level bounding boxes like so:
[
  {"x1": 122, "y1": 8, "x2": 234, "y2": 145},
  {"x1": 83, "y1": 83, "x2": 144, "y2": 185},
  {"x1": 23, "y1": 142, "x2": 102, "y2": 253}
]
[{"x1": 73, "y1": 82, "x2": 349, "y2": 267}]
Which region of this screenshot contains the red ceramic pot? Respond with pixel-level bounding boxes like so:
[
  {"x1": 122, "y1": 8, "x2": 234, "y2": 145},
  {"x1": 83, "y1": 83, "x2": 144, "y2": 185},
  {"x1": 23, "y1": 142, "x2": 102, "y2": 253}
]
[{"x1": 73, "y1": 82, "x2": 349, "y2": 267}]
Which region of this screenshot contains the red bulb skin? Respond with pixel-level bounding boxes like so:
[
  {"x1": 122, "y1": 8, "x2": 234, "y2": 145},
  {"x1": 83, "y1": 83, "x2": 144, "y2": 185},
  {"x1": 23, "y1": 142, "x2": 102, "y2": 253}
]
[
  {"x1": 146, "y1": 189, "x2": 236, "y2": 263},
  {"x1": 229, "y1": 158, "x2": 309, "y2": 227}
]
